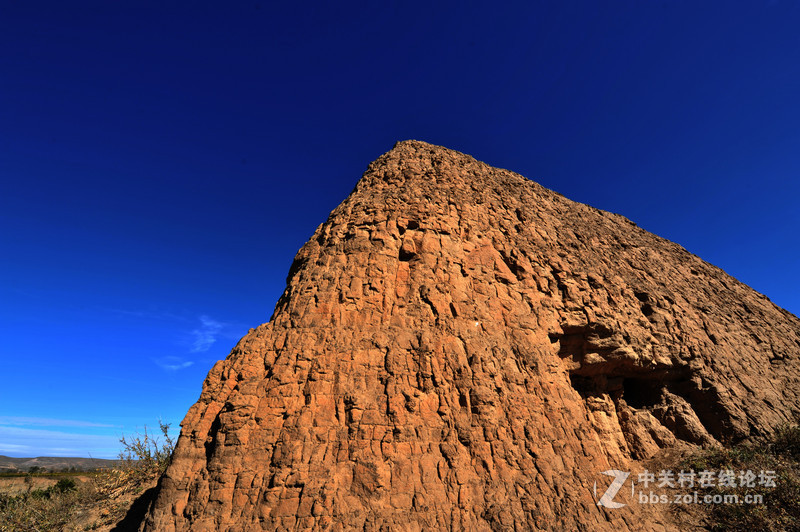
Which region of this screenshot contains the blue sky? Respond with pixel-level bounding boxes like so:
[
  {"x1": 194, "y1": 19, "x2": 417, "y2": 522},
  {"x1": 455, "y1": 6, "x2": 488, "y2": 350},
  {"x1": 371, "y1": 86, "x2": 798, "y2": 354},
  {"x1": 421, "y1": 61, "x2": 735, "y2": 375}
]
[{"x1": 1, "y1": 1, "x2": 799, "y2": 458}]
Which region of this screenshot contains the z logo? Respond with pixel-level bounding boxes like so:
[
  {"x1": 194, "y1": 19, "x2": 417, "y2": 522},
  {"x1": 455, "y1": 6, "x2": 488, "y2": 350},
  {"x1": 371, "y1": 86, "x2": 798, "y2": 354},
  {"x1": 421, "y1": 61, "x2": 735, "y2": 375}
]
[{"x1": 594, "y1": 470, "x2": 630, "y2": 509}]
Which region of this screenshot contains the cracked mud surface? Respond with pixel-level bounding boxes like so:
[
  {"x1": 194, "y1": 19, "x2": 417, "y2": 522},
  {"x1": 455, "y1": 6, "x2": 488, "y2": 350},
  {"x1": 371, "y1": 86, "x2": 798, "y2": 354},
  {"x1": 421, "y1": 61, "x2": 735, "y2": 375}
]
[{"x1": 141, "y1": 140, "x2": 800, "y2": 531}]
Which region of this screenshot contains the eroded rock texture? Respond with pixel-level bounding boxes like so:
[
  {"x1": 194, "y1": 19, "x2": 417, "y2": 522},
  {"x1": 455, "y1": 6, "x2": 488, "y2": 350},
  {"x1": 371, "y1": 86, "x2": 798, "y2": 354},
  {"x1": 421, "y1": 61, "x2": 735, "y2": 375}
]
[{"x1": 142, "y1": 140, "x2": 800, "y2": 531}]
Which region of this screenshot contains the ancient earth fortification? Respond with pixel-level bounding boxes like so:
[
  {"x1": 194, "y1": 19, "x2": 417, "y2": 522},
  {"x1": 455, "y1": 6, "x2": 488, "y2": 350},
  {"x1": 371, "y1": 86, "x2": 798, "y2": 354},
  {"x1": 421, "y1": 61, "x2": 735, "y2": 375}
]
[{"x1": 141, "y1": 140, "x2": 800, "y2": 531}]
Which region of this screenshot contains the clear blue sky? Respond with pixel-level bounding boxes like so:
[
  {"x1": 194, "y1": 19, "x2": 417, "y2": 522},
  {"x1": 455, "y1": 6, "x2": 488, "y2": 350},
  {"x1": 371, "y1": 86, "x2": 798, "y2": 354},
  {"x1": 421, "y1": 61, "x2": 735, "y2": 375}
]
[{"x1": 1, "y1": 1, "x2": 799, "y2": 458}]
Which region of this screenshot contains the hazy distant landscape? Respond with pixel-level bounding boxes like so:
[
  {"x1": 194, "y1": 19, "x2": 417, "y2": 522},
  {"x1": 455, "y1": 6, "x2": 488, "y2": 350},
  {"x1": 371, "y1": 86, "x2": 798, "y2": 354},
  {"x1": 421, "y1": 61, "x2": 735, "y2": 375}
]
[{"x1": 0, "y1": 455, "x2": 122, "y2": 474}]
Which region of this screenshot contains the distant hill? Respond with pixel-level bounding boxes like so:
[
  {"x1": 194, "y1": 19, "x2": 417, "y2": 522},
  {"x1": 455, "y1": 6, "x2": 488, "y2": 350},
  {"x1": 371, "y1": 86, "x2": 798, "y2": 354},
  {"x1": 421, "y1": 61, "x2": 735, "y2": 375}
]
[{"x1": 0, "y1": 455, "x2": 122, "y2": 473}]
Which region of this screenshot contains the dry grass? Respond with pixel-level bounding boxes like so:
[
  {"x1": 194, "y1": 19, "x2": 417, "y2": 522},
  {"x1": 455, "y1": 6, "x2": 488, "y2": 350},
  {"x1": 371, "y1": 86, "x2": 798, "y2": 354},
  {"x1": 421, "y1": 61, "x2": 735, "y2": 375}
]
[
  {"x1": 677, "y1": 424, "x2": 800, "y2": 531},
  {"x1": 0, "y1": 477, "x2": 95, "y2": 531}
]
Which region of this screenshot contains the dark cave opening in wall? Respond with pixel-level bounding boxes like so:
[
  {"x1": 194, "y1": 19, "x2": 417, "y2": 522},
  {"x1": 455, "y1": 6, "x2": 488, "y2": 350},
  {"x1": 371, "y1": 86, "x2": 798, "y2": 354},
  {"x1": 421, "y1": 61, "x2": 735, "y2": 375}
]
[{"x1": 621, "y1": 377, "x2": 664, "y2": 409}]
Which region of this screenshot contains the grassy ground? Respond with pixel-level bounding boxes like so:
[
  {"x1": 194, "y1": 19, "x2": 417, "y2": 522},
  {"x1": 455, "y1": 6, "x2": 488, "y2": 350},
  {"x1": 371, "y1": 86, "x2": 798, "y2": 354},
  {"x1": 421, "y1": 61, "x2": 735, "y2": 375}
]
[
  {"x1": 0, "y1": 469, "x2": 161, "y2": 531},
  {"x1": 675, "y1": 424, "x2": 800, "y2": 531}
]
